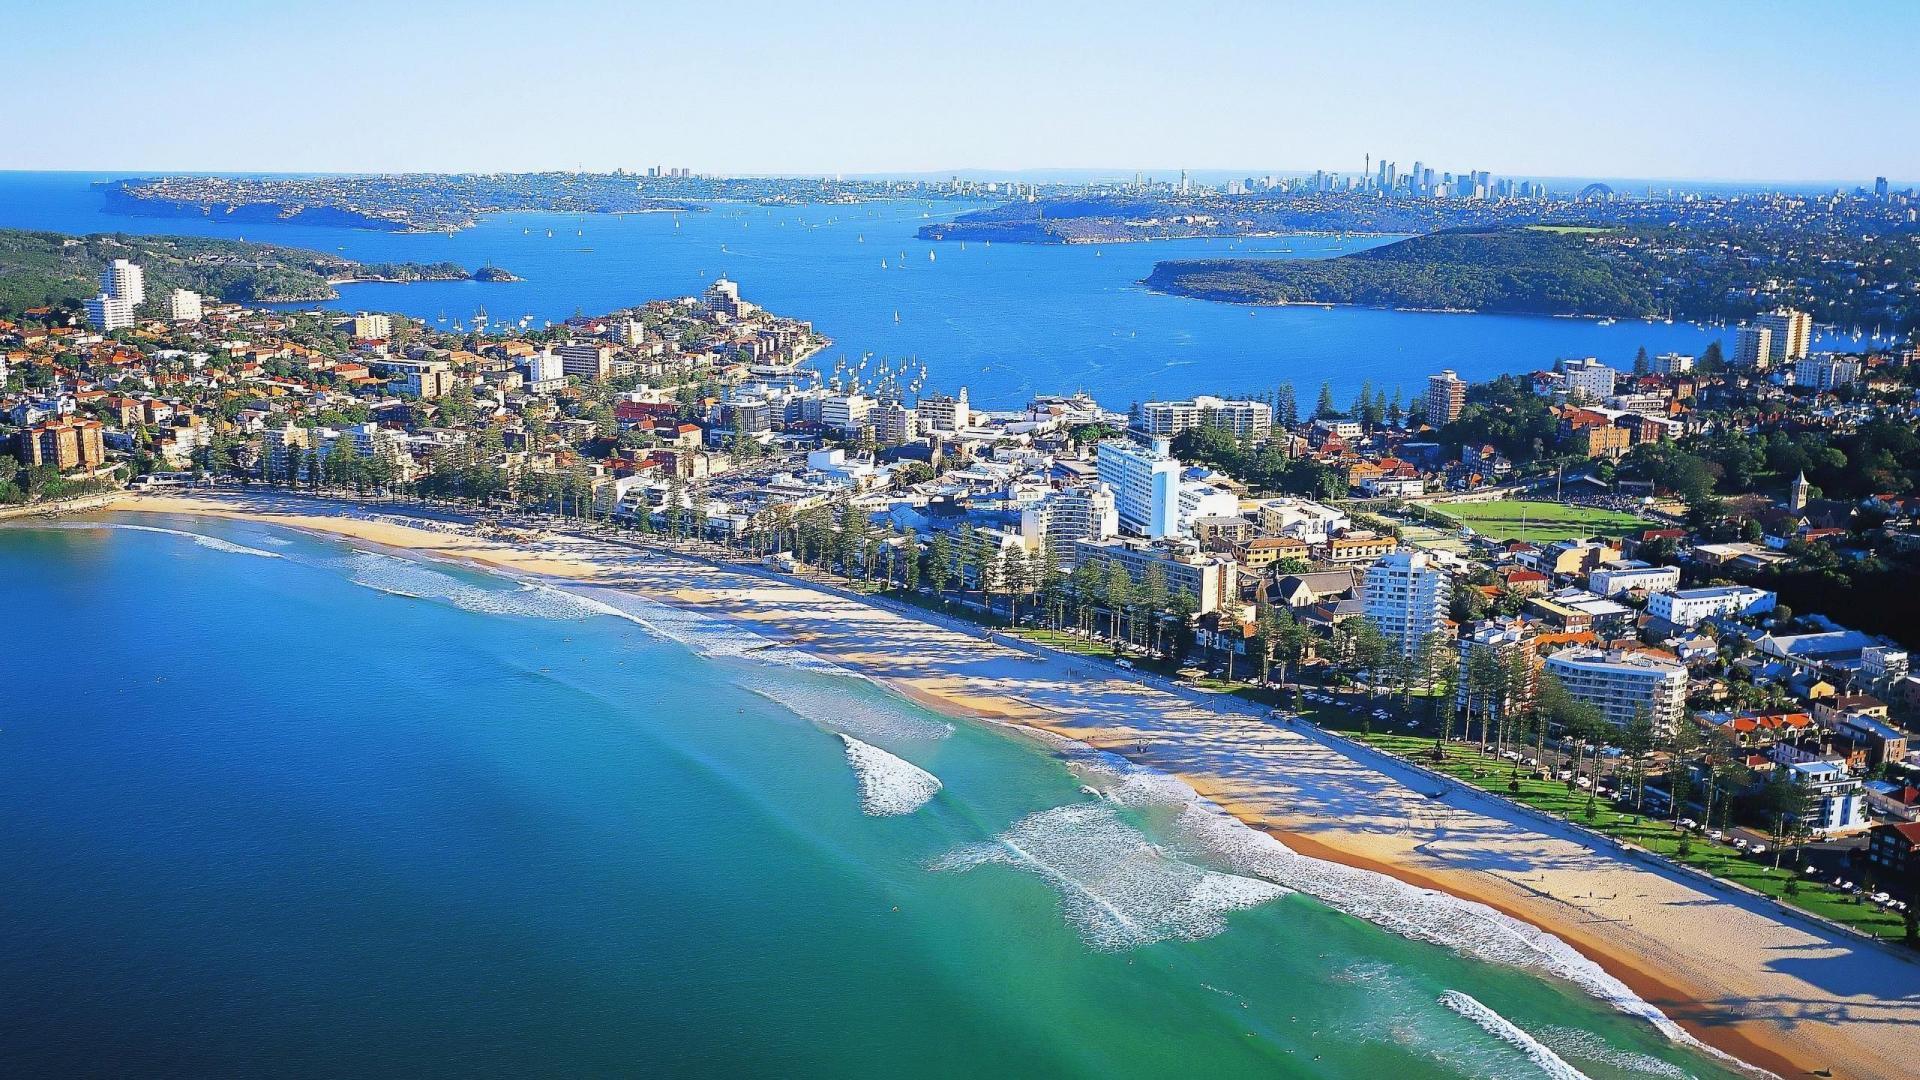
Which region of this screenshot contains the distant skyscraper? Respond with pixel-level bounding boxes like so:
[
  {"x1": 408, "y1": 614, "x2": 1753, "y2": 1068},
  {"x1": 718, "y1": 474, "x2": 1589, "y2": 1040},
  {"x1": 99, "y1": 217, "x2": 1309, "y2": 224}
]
[
  {"x1": 1875, "y1": 176, "x2": 1890, "y2": 198},
  {"x1": 1425, "y1": 369, "x2": 1466, "y2": 427},
  {"x1": 102, "y1": 258, "x2": 144, "y2": 307}
]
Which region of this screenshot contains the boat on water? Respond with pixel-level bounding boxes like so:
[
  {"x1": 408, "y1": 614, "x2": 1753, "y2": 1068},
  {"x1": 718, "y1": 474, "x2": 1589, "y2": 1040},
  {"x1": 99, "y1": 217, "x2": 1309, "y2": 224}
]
[
  {"x1": 928, "y1": 250, "x2": 935, "y2": 262},
  {"x1": 893, "y1": 310, "x2": 900, "y2": 324},
  {"x1": 545, "y1": 229, "x2": 553, "y2": 238},
  {"x1": 1597, "y1": 317, "x2": 1617, "y2": 326},
  {"x1": 881, "y1": 260, "x2": 888, "y2": 269}
]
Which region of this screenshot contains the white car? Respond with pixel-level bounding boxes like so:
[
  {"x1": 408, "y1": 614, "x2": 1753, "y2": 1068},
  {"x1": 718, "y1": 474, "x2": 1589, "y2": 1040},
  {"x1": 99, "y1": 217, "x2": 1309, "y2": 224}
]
[
  {"x1": 1749, "y1": 843, "x2": 1767, "y2": 855},
  {"x1": 1115, "y1": 659, "x2": 1135, "y2": 670}
]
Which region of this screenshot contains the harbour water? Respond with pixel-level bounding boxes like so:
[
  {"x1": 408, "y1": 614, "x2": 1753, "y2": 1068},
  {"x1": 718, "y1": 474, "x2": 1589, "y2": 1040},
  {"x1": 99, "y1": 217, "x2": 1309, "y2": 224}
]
[
  {"x1": 0, "y1": 171, "x2": 1793, "y2": 408},
  {"x1": 0, "y1": 517, "x2": 1751, "y2": 1078}
]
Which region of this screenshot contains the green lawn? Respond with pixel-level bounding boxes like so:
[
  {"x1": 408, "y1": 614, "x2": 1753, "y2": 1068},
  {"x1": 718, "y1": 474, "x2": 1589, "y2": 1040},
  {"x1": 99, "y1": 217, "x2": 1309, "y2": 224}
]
[
  {"x1": 1338, "y1": 731, "x2": 1907, "y2": 939},
  {"x1": 1428, "y1": 500, "x2": 1652, "y2": 544}
]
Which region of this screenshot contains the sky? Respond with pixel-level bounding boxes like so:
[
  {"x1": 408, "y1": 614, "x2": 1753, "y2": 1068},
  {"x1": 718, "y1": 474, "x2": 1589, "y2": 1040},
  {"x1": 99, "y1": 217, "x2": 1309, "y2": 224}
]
[{"x1": 6, "y1": 0, "x2": 1917, "y2": 184}]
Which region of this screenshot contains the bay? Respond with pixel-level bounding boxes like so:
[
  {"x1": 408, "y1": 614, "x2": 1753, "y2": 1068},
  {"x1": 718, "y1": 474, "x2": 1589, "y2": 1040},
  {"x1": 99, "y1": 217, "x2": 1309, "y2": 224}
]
[{"x1": 0, "y1": 171, "x2": 1817, "y2": 408}]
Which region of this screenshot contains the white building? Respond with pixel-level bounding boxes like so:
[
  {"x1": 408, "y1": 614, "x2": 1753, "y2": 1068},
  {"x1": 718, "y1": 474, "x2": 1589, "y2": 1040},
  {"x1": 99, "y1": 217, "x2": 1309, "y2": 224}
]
[
  {"x1": 1541, "y1": 647, "x2": 1688, "y2": 730},
  {"x1": 1651, "y1": 352, "x2": 1694, "y2": 375},
  {"x1": 1792, "y1": 354, "x2": 1860, "y2": 392},
  {"x1": 1646, "y1": 585, "x2": 1776, "y2": 626},
  {"x1": 520, "y1": 351, "x2": 567, "y2": 393},
  {"x1": 916, "y1": 388, "x2": 970, "y2": 432},
  {"x1": 1425, "y1": 369, "x2": 1466, "y2": 427},
  {"x1": 1557, "y1": 358, "x2": 1617, "y2": 402},
  {"x1": 1097, "y1": 435, "x2": 1181, "y2": 538},
  {"x1": 1072, "y1": 537, "x2": 1237, "y2": 614},
  {"x1": 103, "y1": 258, "x2": 145, "y2": 306},
  {"x1": 84, "y1": 293, "x2": 135, "y2": 331},
  {"x1": 1785, "y1": 761, "x2": 1866, "y2": 834},
  {"x1": 1019, "y1": 485, "x2": 1118, "y2": 562},
  {"x1": 1256, "y1": 498, "x2": 1350, "y2": 544},
  {"x1": 1135, "y1": 395, "x2": 1272, "y2": 440},
  {"x1": 1587, "y1": 564, "x2": 1681, "y2": 598},
  {"x1": 1176, "y1": 477, "x2": 1239, "y2": 538},
  {"x1": 167, "y1": 288, "x2": 203, "y2": 322},
  {"x1": 820, "y1": 393, "x2": 874, "y2": 436},
  {"x1": 1362, "y1": 550, "x2": 1452, "y2": 658}
]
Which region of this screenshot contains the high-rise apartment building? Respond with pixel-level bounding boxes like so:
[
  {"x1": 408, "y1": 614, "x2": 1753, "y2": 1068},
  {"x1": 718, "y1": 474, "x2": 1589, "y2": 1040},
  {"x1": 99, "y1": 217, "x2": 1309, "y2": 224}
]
[
  {"x1": 20, "y1": 416, "x2": 107, "y2": 471},
  {"x1": 1097, "y1": 435, "x2": 1182, "y2": 539},
  {"x1": 1425, "y1": 370, "x2": 1466, "y2": 427},
  {"x1": 1541, "y1": 647, "x2": 1688, "y2": 730},
  {"x1": 1362, "y1": 551, "x2": 1451, "y2": 658},
  {"x1": 1755, "y1": 308, "x2": 1813, "y2": 364},
  {"x1": 1733, "y1": 324, "x2": 1774, "y2": 369},
  {"x1": 84, "y1": 293, "x2": 135, "y2": 331},
  {"x1": 1134, "y1": 396, "x2": 1272, "y2": 440},
  {"x1": 167, "y1": 289, "x2": 203, "y2": 322},
  {"x1": 103, "y1": 259, "x2": 145, "y2": 307}
]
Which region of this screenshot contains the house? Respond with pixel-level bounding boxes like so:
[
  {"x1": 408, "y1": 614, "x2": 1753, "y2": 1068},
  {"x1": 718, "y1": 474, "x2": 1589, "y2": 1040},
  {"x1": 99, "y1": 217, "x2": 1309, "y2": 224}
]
[
  {"x1": 1270, "y1": 570, "x2": 1359, "y2": 609},
  {"x1": 1864, "y1": 782, "x2": 1920, "y2": 823},
  {"x1": 1836, "y1": 714, "x2": 1908, "y2": 769},
  {"x1": 1865, "y1": 821, "x2": 1920, "y2": 879}
]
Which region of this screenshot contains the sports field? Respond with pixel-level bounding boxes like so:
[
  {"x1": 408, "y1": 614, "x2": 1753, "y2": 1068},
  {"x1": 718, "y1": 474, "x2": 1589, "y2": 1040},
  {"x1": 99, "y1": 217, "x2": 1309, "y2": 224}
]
[{"x1": 1430, "y1": 500, "x2": 1652, "y2": 543}]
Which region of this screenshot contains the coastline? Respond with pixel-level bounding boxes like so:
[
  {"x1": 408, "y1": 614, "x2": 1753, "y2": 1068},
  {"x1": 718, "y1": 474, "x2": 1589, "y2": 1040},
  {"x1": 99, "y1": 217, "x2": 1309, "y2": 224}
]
[{"x1": 60, "y1": 491, "x2": 1920, "y2": 1078}]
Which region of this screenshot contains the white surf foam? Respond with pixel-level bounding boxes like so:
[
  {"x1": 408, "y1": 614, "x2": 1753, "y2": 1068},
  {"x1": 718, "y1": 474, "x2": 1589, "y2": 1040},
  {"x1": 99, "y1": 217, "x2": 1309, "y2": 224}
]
[
  {"x1": 29, "y1": 520, "x2": 284, "y2": 559},
  {"x1": 342, "y1": 550, "x2": 598, "y2": 619},
  {"x1": 1442, "y1": 991, "x2": 1593, "y2": 1080},
  {"x1": 839, "y1": 734, "x2": 942, "y2": 815},
  {"x1": 931, "y1": 803, "x2": 1287, "y2": 951},
  {"x1": 1537, "y1": 1026, "x2": 1696, "y2": 1080},
  {"x1": 1047, "y1": 736, "x2": 1751, "y2": 1068},
  {"x1": 745, "y1": 678, "x2": 954, "y2": 742},
  {"x1": 570, "y1": 587, "x2": 842, "y2": 672}
]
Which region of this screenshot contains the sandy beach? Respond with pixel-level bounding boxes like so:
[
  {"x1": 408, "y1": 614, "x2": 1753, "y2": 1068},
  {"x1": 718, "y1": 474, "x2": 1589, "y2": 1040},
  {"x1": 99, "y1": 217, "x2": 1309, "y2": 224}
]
[{"x1": 90, "y1": 492, "x2": 1920, "y2": 1078}]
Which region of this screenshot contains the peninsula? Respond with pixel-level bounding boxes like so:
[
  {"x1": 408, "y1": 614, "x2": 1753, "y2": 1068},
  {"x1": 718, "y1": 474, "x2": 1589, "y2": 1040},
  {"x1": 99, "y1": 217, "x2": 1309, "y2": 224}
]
[{"x1": 0, "y1": 228, "x2": 513, "y2": 316}]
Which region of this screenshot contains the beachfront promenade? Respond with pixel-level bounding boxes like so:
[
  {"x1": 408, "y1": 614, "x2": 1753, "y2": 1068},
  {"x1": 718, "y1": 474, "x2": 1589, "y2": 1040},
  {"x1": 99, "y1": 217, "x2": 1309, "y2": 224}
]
[{"x1": 93, "y1": 491, "x2": 1920, "y2": 1078}]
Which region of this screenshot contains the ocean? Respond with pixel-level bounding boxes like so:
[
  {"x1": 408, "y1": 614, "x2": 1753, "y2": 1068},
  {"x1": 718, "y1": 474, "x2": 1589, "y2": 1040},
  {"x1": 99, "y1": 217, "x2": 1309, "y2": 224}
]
[
  {"x1": 0, "y1": 516, "x2": 1751, "y2": 1078},
  {"x1": 0, "y1": 171, "x2": 1827, "y2": 409}
]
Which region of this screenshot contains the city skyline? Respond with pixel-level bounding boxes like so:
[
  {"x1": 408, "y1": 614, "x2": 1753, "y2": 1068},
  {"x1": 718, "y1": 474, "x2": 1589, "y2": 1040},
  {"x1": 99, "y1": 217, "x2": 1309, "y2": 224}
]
[{"x1": 8, "y1": 0, "x2": 1919, "y2": 183}]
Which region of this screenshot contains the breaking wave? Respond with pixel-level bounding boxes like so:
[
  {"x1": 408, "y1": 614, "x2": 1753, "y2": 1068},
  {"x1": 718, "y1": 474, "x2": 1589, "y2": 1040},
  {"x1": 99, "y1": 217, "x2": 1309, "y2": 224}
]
[
  {"x1": 744, "y1": 677, "x2": 954, "y2": 742},
  {"x1": 839, "y1": 734, "x2": 942, "y2": 815},
  {"x1": 1055, "y1": 739, "x2": 1740, "y2": 1064},
  {"x1": 931, "y1": 803, "x2": 1287, "y2": 951},
  {"x1": 343, "y1": 550, "x2": 600, "y2": 619},
  {"x1": 569, "y1": 587, "x2": 841, "y2": 672},
  {"x1": 1538, "y1": 1027, "x2": 1697, "y2": 1080},
  {"x1": 29, "y1": 520, "x2": 284, "y2": 559},
  {"x1": 1441, "y1": 991, "x2": 1592, "y2": 1080}
]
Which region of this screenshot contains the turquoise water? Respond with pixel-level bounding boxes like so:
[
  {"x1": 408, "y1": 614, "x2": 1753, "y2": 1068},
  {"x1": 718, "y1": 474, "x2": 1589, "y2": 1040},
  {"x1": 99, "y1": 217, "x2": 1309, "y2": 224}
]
[
  {"x1": 0, "y1": 517, "x2": 1749, "y2": 1078},
  {"x1": 0, "y1": 171, "x2": 1803, "y2": 407}
]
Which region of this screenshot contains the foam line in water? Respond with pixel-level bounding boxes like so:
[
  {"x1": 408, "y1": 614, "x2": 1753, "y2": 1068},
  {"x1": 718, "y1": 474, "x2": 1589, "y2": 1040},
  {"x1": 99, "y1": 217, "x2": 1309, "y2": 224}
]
[
  {"x1": 1441, "y1": 991, "x2": 1593, "y2": 1080},
  {"x1": 341, "y1": 550, "x2": 598, "y2": 619},
  {"x1": 568, "y1": 586, "x2": 842, "y2": 673},
  {"x1": 1537, "y1": 1027, "x2": 1696, "y2": 1080},
  {"x1": 1040, "y1": 730, "x2": 1765, "y2": 1072},
  {"x1": 932, "y1": 803, "x2": 1286, "y2": 951},
  {"x1": 838, "y1": 734, "x2": 941, "y2": 815},
  {"x1": 744, "y1": 677, "x2": 953, "y2": 742},
  {"x1": 25, "y1": 520, "x2": 284, "y2": 559}
]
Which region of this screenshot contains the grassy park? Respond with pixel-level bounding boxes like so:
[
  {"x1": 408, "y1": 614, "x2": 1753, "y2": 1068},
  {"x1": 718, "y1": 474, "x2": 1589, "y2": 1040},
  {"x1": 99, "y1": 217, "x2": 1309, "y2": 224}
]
[{"x1": 1428, "y1": 500, "x2": 1653, "y2": 544}]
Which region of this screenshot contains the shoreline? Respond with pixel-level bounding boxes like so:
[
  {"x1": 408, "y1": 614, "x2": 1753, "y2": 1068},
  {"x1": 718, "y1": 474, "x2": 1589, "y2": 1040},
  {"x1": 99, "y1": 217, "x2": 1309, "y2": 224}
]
[{"x1": 47, "y1": 491, "x2": 1920, "y2": 1078}]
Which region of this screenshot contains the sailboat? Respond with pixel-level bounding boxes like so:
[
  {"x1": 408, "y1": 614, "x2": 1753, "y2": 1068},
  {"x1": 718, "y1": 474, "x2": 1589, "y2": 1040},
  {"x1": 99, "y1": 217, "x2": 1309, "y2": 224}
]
[
  {"x1": 881, "y1": 259, "x2": 888, "y2": 269},
  {"x1": 893, "y1": 310, "x2": 901, "y2": 324},
  {"x1": 545, "y1": 229, "x2": 553, "y2": 238},
  {"x1": 928, "y1": 250, "x2": 936, "y2": 262}
]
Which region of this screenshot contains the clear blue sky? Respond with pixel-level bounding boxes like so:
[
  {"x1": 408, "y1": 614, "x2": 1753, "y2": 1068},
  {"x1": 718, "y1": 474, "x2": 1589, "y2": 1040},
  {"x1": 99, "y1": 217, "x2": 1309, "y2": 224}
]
[{"x1": 8, "y1": 0, "x2": 1916, "y2": 183}]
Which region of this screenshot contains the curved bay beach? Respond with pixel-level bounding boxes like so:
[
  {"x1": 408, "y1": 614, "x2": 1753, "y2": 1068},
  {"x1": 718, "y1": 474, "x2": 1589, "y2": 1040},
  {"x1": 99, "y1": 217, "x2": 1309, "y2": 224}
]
[{"x1": 95, "y1": 490, "x2": 1920, "y2": 1079}]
